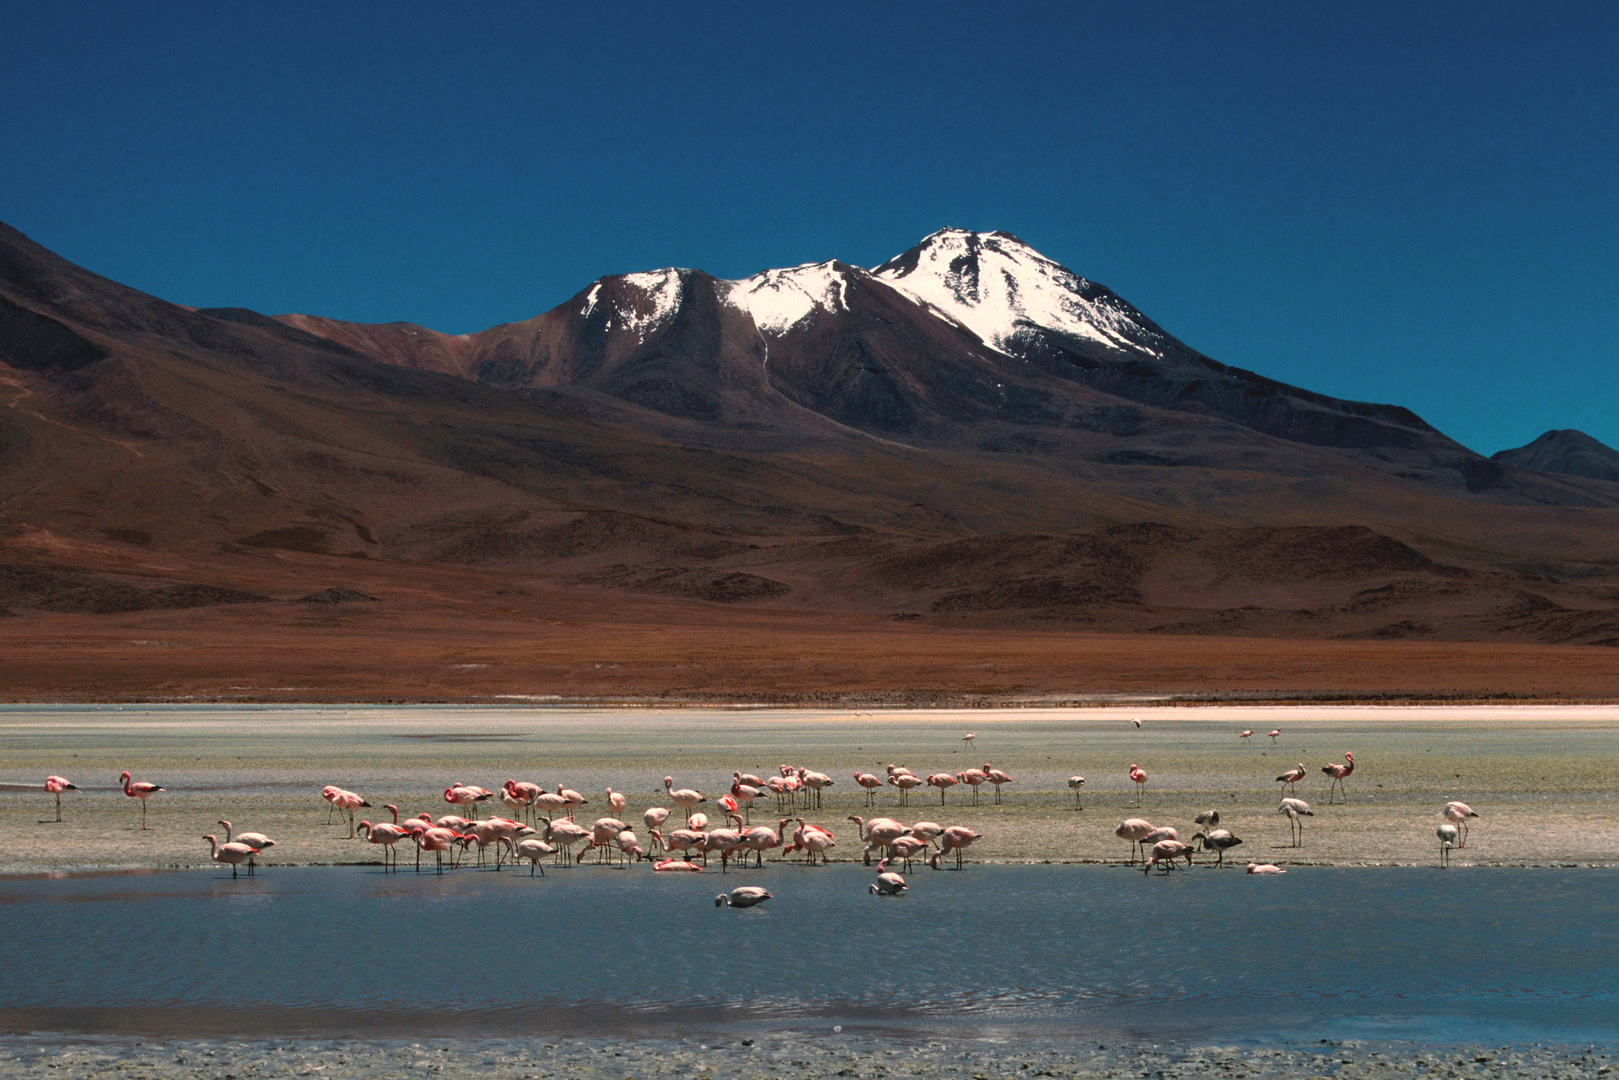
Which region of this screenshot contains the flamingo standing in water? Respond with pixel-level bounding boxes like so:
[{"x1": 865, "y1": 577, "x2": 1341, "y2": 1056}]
[
  {"x1": 44, "y1": 775, "x2": 77, "y2": 821},
  {"x1": 1143, "y1": 838, "x2": 1195, "y2": 874},
  {"x1": 1321, "y1": 752, "x2": 1354, "y2": 803},
  {"x1": 1437, "y1": 822, "x2": 1460, "y2": 866},
  {"x1": 981, "y1": 764, "x2": 1013, "y2": 804},
  {"x1": 961, "y1": 732, "x2": 975, "y2": 748},
  {"x1": 331, "y1": 789, "x2": 370, "y2": 838},
  {"x1": 847, "y1": 815, "x2": 907, "y2": 865},
  {"x1": 515, "y1": 837, "x2": 554, "y2": 875},
  {"x1": 798, "y1": 769, "x2": 833, "y2": 809},
  {"x1": 956, "y1": 768, "x2": 987, "y2": 805},
  {"x1": 218, "y1": 820, "x2": 276, "y2": 859},
  {"x1": 415, "y1": 827, "x2": 461, "y2": 874},
  {"x1": 203, "y1": 834, "x2": 256, "y2": 878},
  {"x1": 1239, "y1": 730, "x2": 1254, "y2": 741},
  {"x1": 888, "y1": 771, "x2": 925, "y2": 806},
  {"x1": 1445, "y1": 801, "x2": 1479, "y2": 847},
  {"x1": 1275, "y1": 764, "x2": 1306, "y2": 796},
  {"x1": 357, "y1": 819, "x2": 410, "y2": 871},
  {"x1": 1268, "y1": 729, "x2": 1281, "y2": 742},
  {"x1": 716, "y1": 886, "x2": 772, "y2": 908},
  {"x1": 930, "y1": 826, "x2": 982, "y2": 869},
  {"x1": 1127, "y1": 764, "x2": 1148, "y2": 807},
  {"x1": 871, "y1": 858, "x2": 907, "y2": 895},
  {"x1": 853, "y1": 772, "x2": 882, "y2": 806},
  {"x1": 120, "y1": 771, "x2": 163, "y2": 829},
  {"x1": 444, "y1": 783, "x2": 493, "y2": 819},
  {"x1": 927, "y1": 772, "x2": 958, "y2": 804}
]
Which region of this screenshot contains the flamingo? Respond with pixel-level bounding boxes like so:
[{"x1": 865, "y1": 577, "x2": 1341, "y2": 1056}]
[
  {"x1": 1132, "y1": 717, "x2": 1142, "y2": 729},
  {"x1": 119, "y1": 771, "x2": 163, "y2": 830},
  {"x1": 1275, "y1": 763, "x2": 1307, "y2": 795},
  {"x1": 217, "y1": 820, "x2": 276, "y2": 853},
  {"x1": 1193, "y1": 809, "x2": 1220, "y2": 831},
  {"x1": 1128, "y1": 764, "x2": 1148, "y2": 807},
  {"x1": 644, "y1": 807, "x2": 672, "y2": 851},
  {"x1": 956, "y1": 768, "x2": 987, "y2": 805},
  {"x1": 658, "y1": 827, "x2": 707, "y2": 863},
  {"x1": 1143, "y1": 839, "x2": 1194, "y2": 873},
  {"x1": 515, "y1": 837, "x2": 554, "y2": 875},
  {"x1": 605, "y1": 787, "x2": 628, "y2": 819},
  {"x1": 737, "y1": 818, "x2": 789, "y2": 868},
  {"x1": 791, "y1": 818, "x2": 837, "y2": 864},
  {"x1": 1115, "y1": 818, "x2": 1155, "y2": 864},
  {"x1": 1445, "y1": 801, "x2": 1479, "y2": 847},
  {"x1": 654, "y1": 858, "x2": 702, "y2": 871},
  {"x1": 1246, "y1": 862, "x2": 1286, "y2": 874},
  {"x1": 1278, "y1": 797, "x2": 1312, "y2": 846},
  {"x1": 729, "y1": 779, "x2": 763, "y2": 822},
  {"x1": 435, "y1": 814, "x2": 472, "y2": 830},
  {"x1": 853, "y1": 772, "x2": 882, "y2": 806},
  {"x1": 1068, "y1": 776, "x2": 1085, "y2": 810},
  {"x1": 444, "y1": 783, "x2": 493, "y2": 819},
  {"x1": 663, "y1": 777, "x2": 706, "y2": 823},
  {"x1": 415, "y1": 827, "x2": 460, "y2": 874},
  {"x1": 331, "y1": 789, "x2": 370, "y2": 838},
  {"x1": 1140, "y1": 825, "x2": 1179, "y2": 847},
  {"x1": 1437, "y1": 822, "x2": 1460, "y2": 866},
  {"x1": 1268, "y1": 729, "x2": 1281, "y2": 742},
  {"x1": 578, "y1": 817, "x2": 631, "y2": 865},
  {"x1": 557, "y1": 785, "x2": 589, "y2": 815},
  {"x1": 1321, "y1": 752, "x2": 1355, "y2": 804},
  {"x1": 888, "y1": 771, "x2": 925, "y2": 806},
  {"x1": 321, "y1": 785, "x2": 342, "y2": 824},
  {"x1": 357, "y1": 820, "x2": 410, "y2": 872},
  {"x1": 203, "y1": 834, "x2": 257, "y2": 878},
  {"x1": 847, "y1": 816, "x2": 907, "y2": 865},
  {"x1": 44, "y1": 775, "x2": 77, "y2": 821},
  {"x1": 926, "y1": 772, "x2": 958, "y2": 804},
  {"x1": 981, "y1": 764, "x2": 1013, "y2": 804},
  {"x1": 798, "y1": 769, "x2": 833, "y2": 809},
  {"x1": 961, "y1": 732, "x2": 975, "y2": 747},
  {"x1": 871, "y1": 858, "x2": 907, "y2": 895},
  {"x1": 699, "y1": 822, "x2": 747, "y2": 871},
  {"x1": 541, "y1": 818, "x2": 590, "y2": 865},
  {"x1": 1192, "y1": 829, "x2": 1243, "y2": 866},
  {"x1": 534, "y1": 789, "x2": 570, "y2": 819},
  {"x1": 501, "y1": 781, "x2": 537, "y2": 822},
  {"x1": 930, "y1": 825, "x2": 982, "y2": 869},
  {"x1": 715, "y1": 886, "x2": 772, "y2": 908},
  {"x1": 1239, "y1": 730, "x2": 1253, "y2": 741},
  {"x1": 908, "y1": 821, "x2": 944, "y2": 847},
  {"x1": 887, "y1": 834, "x2": 931, "y2": 872}
]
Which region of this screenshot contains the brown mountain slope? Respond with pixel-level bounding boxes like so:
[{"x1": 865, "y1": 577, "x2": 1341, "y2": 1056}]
[{"x1": 2, "y1": 218, "x2": 1619, "y2": 701}]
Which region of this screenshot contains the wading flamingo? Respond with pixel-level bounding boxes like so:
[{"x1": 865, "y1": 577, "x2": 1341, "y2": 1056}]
[
  {"x1": 871, "y1": 858, "x2": 907, "y2": 895},
  {"x1": 1268, "y1": 729, "x2": 1281, "y2": 742},
  {"x1": 663, "y1": 777, "x2": 706, "y2": 823},
  {"x1": 847, "y1": 816, "x2": 908, "y2": 865},
  {"x1": 218, "y1": 820, "x2": 276, "y2": 852},
  {"x1": 956, "y1": 768, "x2": 987, "y2": 805},
  {"x1": 1437, "y1": 822, "x2": 1460, "y2": 866},
  {"x1": 982, "y1": 764, "x2": 1013, "y2": 804},
  {"x1": 1143, "y1": 838, "x2": 1195, "y2": 874},
  {"x1": 715, "y1": 886, "x2": 772, "y2": 908},
  {"x1": 927, "y1": 772, "x2": 959, "y2": 805},
  {"x1": 120, "y1": 771, "x2": 163, "y2": 830},
  {"x1": 357, "y1": 820, "x2": 410, "y2": 872},
  {"x1": 1239, "y1": 730, "x2": 1253, "y2": 741},
  {"x1": 203, "y1": 834, "x2": 256, "y2": 878},
  {"x1": 1128, "y1": 764, "x2": 1148, "y2": 807},
  {"x1": 853, "y1": 772, "x2": 882, "y2": 806},
  {"x1": 930, "y1": 825, "x2": 982, "y2": 869},
  {"x1": 44, "y1": 775, "x2": 77, "y2": 821},
  {"x1": 515, "y1": 837, "x2": 554, "y2": 875},
  {"x1": 1115, "y1": 818, "x2": 1155, "y2": 864},
  {"x1": 1192, "y1": 829, "x2": 1243, "y2": 866}
]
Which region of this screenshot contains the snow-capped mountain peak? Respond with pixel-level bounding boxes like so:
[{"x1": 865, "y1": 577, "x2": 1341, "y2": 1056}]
[
  {"x1": 871, "y1": 228, "x2": 1163, "y2": 358},
  {"x1": 727, "y1": 260, "x2": 855, "y2": 335}
]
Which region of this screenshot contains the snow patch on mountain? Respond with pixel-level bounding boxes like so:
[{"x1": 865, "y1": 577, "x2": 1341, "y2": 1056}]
[
  {"x1": 611, "y1": 269, "x2": 684, "y2": 337},
  {"x1": 872, "y1": 228, "x2": 1164, "y2": 358},
  {"x1": 727, "y1": 261, "x2": 851, "y2": 335}
]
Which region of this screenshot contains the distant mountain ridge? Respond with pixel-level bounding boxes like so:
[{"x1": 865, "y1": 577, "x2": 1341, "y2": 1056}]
[{"x1": 1493, "y1": 429, "x2": 1619, "y2": 483}]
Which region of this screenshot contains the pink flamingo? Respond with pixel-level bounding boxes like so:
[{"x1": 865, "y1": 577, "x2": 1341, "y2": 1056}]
[
  {"x1": 663, "y1": 777, "x2": 706, "y2": 823},
  {"x1": 847, "y1": 815, "x2": 907, "y2": 865},
  {"x1": 217, "y1": 820, "x2": 275, "y2": 853},
  {"x1": 203, "y1": 834, "x2": 257, "y2": 878},
  {"x1": 737, "y1": 818, "x2": 790, "y2": 868},
  {"x1": 1321, "y1": 752, "x2": 1355, "y2": 804},
  {"x1": 44, "y1": 775, "x2": 77, "y2": 821},
  {"x1": 981, "y1": 764, "x2": 1013, "y2": 804},
  {"x1": 1247, "y1": 862, "x2": 1286, "y2": 874},
  {"x1": 853, "y1": 772, "x2": 882, "y2": 806},
  {"x1": 888, "y1": 771, "x2": 925, "y2": 806},
  {"x1": 1143, "y1": 839, "x2": 1194, "y2": 874},
  {"x1": 605, "y1": 787, "x2": 628, "y2": 818},
  {"x1": 1275, "y1": 763, "x2": 1306, "y2": 795},
  {"x1": 444, "y1": 783, "x2": 492, "y2": 819},
  {"x1": 798, "y1": 769, "x2": 833, "y2": 809},
  {"x1": 790, "y1": 818, "x2": 837, "y2": 865},
  {"x1": 1115, "y1": 818, "x2": 1155, "y2": 864},
  {"x1": 331, "y1": 788, "x2": 370, "y2": 838},
  {"x1": 415, "y1": 826, "x2": 461, "y2": 874},
  {"x1": 654, "y1": 858, "x2": 702, "y2": 871},
  {"x1": 357, "y1": 820, "x2": 411, "y2": 872},
  {"x1": 961, "y1": 732, "x2": 976, "y2": 748},
  {"x1": 1128, "y1": 764, "x2": 1148, "y2": 807},
  {"x1": 1239, "y1": 730, "x2": 1254, "y2": 741},
  {"x1": 929, "y1": 826, "x2": 982, "y2": 870},
  {"x1": 926, "y1": 772, "x2": 958, "y2": 804},
  {"x1": 871, "y1": 858, "x2": 907, "y2": 895},
  {"x1": 956, "y1": 768, "x2": 987, "y2": 805},
  {"x1": 119, "y1": 770, "x2": 163, "y2": 829},
  {"x1": 1268, "y1": 729, "x2": 1281, "y2": 742},
  {"x1": 1445, "y1": 801, "x2": 1479, "y2": 847}
]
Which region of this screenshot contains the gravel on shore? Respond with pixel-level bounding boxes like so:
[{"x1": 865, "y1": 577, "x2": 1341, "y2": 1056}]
[{"x1": 1, "y1": 1034, "x2": 1615, "y2": 1080}]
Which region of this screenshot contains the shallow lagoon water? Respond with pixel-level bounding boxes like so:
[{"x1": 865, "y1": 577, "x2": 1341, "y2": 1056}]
[{"x1": 1, "y1": 864, "x2": 1614, "y2": 1047}]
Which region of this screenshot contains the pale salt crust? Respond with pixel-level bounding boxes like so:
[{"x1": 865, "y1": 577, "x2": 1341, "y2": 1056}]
[{"x1": 872, "y1": 227, "x2": 1165, "y2": 358}]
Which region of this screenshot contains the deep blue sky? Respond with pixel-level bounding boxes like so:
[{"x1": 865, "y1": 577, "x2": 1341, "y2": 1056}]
[{"x1": 3, "y1": 3, "x2": 1615, "y2": 454}]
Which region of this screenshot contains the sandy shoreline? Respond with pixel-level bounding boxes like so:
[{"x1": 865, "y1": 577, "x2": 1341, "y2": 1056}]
[
  {"x1": 3, "y1": 705, "x2": 1618, "y2": 872},
  {"x1": 0, "y1": 1033, "x2": 1613, "y2": 1080}
]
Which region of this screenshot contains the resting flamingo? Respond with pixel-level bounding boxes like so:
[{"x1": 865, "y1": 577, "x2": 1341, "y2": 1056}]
[
  {"x1": 654, "y1": 858, "x2": 702, "y2": 871},
  {"x1": 203, "y1": 834, "x2": 257, "y2": 878},
  {"x1": 1321, "y1": 752, "x2": 1354, "y2": 803},
  {"x1": 930, "y1": 825, "x2": 982, "y2": 870},
  {"x1": 888, "y1": 771, "x2": 925, "y2": 806},
  {"x1": 926, "y1": 773, "x2": 958, "y2": 804},
  {"x1": 1275, "y1": 763, "x2": 1306, "y2": 795},
  {"x1": 1128, "y1": 764, "x2": 1148, "y2": 807},
  {"x1": 44, "y1": 775, "x2": 77, "y2": 822},
  {"x1": 120, "y1": 771, "x2": 163, "y2": 830},
  {"x1": 981, "y1": 764, "x2": 1013, "y2": 804},
  {"x1": 853, "y1": 772, "x2": 882, "y2": 806},
  {"x1": 798, "y1": 769, "x2": 833, "y2": 809},
  {"x1": 1246, "y1": 862, "x2": 1286, "y2": 874},
  {"x1": 444, "y1": 783, "x2": 493, "y2": 819},
  {"x1": 218, "y1": 820, "x2": 276, "y2": 853},
  {"x1": 1445, "y1": 801, "x2": 1479, "y2": 847},
  {"x1": 331, "y1": 789, "x2": 370, "y2": 838}
]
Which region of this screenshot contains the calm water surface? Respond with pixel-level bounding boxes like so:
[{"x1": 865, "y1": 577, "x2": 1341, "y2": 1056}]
[{"x1": 1, "y1": 864, "x2": 1614, "y2": 1046}]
